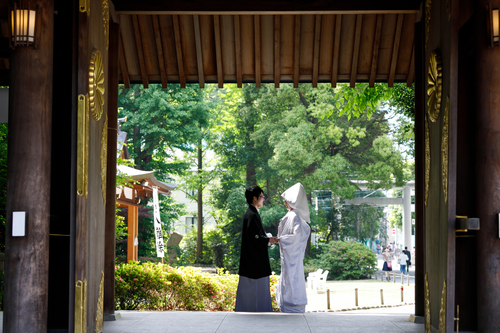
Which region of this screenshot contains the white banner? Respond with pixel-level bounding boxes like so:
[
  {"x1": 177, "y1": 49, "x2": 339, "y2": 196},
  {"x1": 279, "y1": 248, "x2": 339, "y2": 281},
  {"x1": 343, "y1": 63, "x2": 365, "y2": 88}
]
[{"x1": 153, "y1": 187, "x2": 165, "y2": 258}]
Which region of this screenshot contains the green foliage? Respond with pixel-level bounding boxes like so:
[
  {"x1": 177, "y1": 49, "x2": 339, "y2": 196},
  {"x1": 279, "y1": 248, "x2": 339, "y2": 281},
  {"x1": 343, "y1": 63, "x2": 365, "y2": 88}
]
[
  {"x1": 115, "y1": 261, "x2": 280, "y2": 311},
  {"x1": 338, "y1": 204, "x2": 385, "y2": 242},
  {"x1": 178, "y1": 227, "x2": 225, "y2": 267},
  {"x1": 309, "y1": 241, "x2": 377, "y2": 280},
  {"x1": 118, "y1": 84, "x2": 213, "y2": 178},
  {"x1": 388, "y1": 205, "x2": 403, "y2": 229}
]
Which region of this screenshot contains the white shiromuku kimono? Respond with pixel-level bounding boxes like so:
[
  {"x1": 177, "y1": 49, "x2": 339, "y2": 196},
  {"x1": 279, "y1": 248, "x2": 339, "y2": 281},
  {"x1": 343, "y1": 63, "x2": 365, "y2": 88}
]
[{"x1": 276, "y1": 209, "x2": 311, "y2": 313}]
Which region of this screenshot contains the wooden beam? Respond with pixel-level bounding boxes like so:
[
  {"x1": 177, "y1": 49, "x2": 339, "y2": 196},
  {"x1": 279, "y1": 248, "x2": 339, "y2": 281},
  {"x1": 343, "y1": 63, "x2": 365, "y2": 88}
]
[
  {"x1": 293, "y1": 15, "x2": 301, "y2": 88},
  {"x1": 152, "y1": 15, "x2": 168, "y2": 88},
  {"x1": 172, "y1": 15, "x2": 187, "y2": 88},
  {"x1": 193, "y1": 15, "x2": 205, "y2": 88},
  {"x1": 369, "y1": 14, "x2": 383, "y2": 87},
  {"x1": 312, "y1": 14, "x2": 322, "y2": 88},
  {"x1": 115, "y1": 0, "x2": 421, "y2": 15},
  {"x1": 331, "y1": 14, "x2": 342, "y2": 87},
  {"x1": 274, "y1": 14, "x2": 280, "y2": 88},
  {"x1": 118, "y1": 30, "x2": 131, "y2": 88},
  {"x1": 214, "y1": 15, "x2": 223, "y2": 88},
  {"x1": 254, "y1": 15, "x2": 261, "y2": 88},
  {"x1": 388, "y1": 13, "x2": 404, "y2": 87},
  {"x1": 234, "y1": 15, "x2": 242, "y2": 88},
  {"x1": 350, "y1": 14, "x2": 363, "y2": 88},
  {"x1": 407, "y1": 43, "x2": 415, "y2": 87},
  {"x1": 127, "y1": 205, "x2": 139, "y2": 262},
  {"x1": 104, "y1": 21, "x2": 120, "y2": 318},
  {"x1": 131, "y1": 15, "x2": 149, "y2": 88}
]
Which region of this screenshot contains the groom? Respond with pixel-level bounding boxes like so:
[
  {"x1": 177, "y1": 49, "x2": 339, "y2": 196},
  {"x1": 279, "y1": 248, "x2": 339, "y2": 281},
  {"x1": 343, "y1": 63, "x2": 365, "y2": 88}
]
[{"x1": 235, "y1": 185, "x2": 279, "y2": 312}]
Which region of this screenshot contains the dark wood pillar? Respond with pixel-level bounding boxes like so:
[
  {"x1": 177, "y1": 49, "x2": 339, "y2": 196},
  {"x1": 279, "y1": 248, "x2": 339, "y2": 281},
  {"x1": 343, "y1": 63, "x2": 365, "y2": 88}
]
[
  {"x1": 473, "y1": 1, "x2": 500, "y2": 331},
  {"x1": 3, "y1": 0, "x2": 54, "y2": 332},
  {"x1": 413, "y1": 20, "x2": 425, "y2": 318},
  {"x1": 104, "y1": 21, "x2": 119, "y2": 319}
]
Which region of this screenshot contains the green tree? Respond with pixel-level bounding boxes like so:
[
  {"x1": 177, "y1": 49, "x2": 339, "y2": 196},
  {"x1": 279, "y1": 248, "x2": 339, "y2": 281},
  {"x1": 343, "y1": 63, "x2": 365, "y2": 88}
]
[{"x1": 118, "y1": 84, "x2": 212, "y2": 178}]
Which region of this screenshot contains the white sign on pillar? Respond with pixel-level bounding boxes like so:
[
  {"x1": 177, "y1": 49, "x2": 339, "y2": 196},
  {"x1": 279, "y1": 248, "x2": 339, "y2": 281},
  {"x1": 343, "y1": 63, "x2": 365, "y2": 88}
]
[{"x1": 153, "y1": 187, "x2": 165, "y2": 258}]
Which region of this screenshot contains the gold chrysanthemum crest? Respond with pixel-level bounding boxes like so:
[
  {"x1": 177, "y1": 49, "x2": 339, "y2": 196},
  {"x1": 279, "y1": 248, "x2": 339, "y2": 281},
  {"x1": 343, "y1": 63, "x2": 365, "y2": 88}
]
[
  {"x1": 427, "y1": 49, "x2": 442, "y2": 122},
  {"x1": 89, "y1": 49, "x2": 105, "y2": 121}
]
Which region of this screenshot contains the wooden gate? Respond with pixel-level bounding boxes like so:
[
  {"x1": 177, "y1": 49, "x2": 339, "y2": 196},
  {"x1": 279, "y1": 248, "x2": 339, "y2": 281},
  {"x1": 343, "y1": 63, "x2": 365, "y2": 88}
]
[
  {"x1": 74, "y1": 0, "x2": 110, "y2": 332},
  {"x1": 420, "y1": 0, "x2": 458, "y2": 331}
]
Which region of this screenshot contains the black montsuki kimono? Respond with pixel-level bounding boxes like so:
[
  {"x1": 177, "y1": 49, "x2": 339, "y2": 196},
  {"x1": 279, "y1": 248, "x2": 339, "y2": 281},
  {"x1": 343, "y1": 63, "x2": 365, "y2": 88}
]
[{"x1": 235, "y1": 205, "x2": 273, "y2": 312}]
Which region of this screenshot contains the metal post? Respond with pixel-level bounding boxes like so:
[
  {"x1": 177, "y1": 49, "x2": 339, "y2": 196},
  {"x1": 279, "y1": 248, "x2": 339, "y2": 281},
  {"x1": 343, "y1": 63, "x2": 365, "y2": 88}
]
[
  {"x1": 380, "y1": 289, "x2": 384, "y2": 305},
  {"x1": 355, "y1": 288, "x2": 358, "y2": 307},
  {"x1": 401, "y1": 286, "x2": 404, "y2": 302},
  {"x1": 327, "y1": 289, "x2": 330, "y2": 310},
  {"x1": 407, "y1": 274, "x2": 410, "y2": 286},
  {"x1": 393, "y1": 273, "x2": 396, "y2": 283}
]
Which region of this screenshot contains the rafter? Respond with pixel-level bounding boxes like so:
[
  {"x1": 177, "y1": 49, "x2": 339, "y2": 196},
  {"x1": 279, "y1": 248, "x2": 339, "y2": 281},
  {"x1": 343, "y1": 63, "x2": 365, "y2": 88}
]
[
  {"x1": 350, "y1": 14, "x2": 363, "y2": 88},
  {"x1": 172, "y1": 15, "x2": 186, "y2": 88},
  {"x1": 118, "y1": 30, "x2": 130, "y2": 88},
  {"x1": 388, "y1": 13, "x2": 404, "y2": 87},
  {"x1": 293, "y1": 14, "x2": 301, "y2": 88},
  {"x1": 274, "y1": 15, "x2": 281, "y2": 88},
  {"x1": 407, "y1": 43, "x2": 415, "y2": 87},
  {"x1": 234, "y1": 15, "x2": 243, "y2": 88},
  {"x1": 254, "y1": 15, "x2": 261, "y2": 88},
  {"x1": 131, "y1": 15, "x2": 149, "y2": 88},
  {"x1": 331, "y1": 14, "x2": 342, "y2": 87},
  {"x1": 152, "y1": 15, "x2": 168, "y2": 88},
  {"x1": 312, "y1": 14, "x2": 322, "y2": 88},
  {"x1": 369, "y1": 14, "x2": 383, "y2": 87},
  {"x1": 214, "y1": 15, "x2": 224, "y2": 88},
  {"x1": 193, "y1": 15, "x2": 205, "y2": 88}
]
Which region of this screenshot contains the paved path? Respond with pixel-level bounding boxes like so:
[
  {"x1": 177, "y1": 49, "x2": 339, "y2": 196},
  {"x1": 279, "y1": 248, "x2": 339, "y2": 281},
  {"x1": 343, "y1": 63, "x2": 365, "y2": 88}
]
[{"x1": 104, "y1": 305, "x2": 423, "y2": 333}]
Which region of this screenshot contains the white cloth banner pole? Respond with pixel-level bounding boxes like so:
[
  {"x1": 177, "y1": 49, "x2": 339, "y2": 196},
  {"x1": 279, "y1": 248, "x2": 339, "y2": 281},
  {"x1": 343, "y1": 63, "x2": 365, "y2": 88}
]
[{"x1": 153, "y1": 187, "x2": 165, "y2": 258}]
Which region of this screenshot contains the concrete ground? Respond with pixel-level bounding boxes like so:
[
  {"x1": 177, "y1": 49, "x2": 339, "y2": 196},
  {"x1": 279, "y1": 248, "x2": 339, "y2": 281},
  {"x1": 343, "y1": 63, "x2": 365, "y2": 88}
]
[
  {"x1": 104, "y1": 256, "x2": 422, "y2": 333},
  {"x1": 103, "y1": 305, "x2": 423, "y2": 333}
]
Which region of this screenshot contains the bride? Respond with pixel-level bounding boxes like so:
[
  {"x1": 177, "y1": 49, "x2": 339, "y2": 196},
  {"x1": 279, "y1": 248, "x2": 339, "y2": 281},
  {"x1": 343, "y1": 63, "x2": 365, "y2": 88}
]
[{"x1": 275, "y1": 183, "x2": 311, "y2": 313}]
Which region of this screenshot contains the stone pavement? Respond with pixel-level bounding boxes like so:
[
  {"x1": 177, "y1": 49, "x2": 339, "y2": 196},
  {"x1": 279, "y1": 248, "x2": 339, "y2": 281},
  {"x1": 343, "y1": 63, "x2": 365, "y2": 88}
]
[{"x1": 103, "y1": 305, "x2": 424, "y2": 333}]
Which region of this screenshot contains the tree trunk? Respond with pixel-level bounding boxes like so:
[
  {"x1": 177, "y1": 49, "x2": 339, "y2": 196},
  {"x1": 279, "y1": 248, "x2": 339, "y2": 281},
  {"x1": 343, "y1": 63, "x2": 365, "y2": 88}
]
[
  {"x1": 246, "y1": 160, "x2": 256, "y2": 185},
  {"x1": 196, "y1": 144, "x2": 203, "y2": 260}
]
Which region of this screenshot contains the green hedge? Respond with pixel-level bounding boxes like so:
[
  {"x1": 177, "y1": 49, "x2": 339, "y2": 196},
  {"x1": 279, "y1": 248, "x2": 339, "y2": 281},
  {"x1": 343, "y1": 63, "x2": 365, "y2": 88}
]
[
  {"x1": 308, "y1": 240, "x2": 377, "y2": 280},
  {"x1": 115, "y1": 261, "x2": 279, "y2": 311}
]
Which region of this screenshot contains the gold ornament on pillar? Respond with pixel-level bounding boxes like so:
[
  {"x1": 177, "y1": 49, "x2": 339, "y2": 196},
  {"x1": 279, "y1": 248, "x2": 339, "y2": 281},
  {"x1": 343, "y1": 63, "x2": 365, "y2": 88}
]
[
  {"x1": 427, "y1": 49, "x2": 442, "y2": 122},
  {"x1": 89, "y1": 49, "x2": 105, "y2": 121},
  {"x1": 425, "y1": 116, "x2": 430, "y2": 206},
  {"x1": 103, "y1": 0, "x2": 109, "y2": 50},
  {"x1": 441, "y1": 96, "x2": 449, "y2": 204},
  {"x1": 438, "y1": 280, "x2": 447, "y2": 333},
  {"x1": 77, "y1": 94, "x2": 89, "y2": 197},
  {"x1": 95, "y1": 271, "x2": 104, "y2": 333},
  {"x1": 79, "y1": 0, "x2": 90, "y2": 16},
  {"x1": 425, "y1": 273, "x2": 431, "y2": 333},
  {"x1": 425, "y1": 0, "x2": 431, "y2": 49},
  {"x1": 101, "y1": 115, "x2": 108, "y2": 206}
]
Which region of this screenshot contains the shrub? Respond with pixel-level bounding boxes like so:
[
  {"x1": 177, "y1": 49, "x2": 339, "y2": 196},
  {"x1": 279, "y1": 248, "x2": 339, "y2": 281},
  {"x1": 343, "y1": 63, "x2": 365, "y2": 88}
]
[
  {"x1": 115, "y1": 261, "x2": 280, "y2": 311},
  {"x1": 310, "y1": 240, "x2": 377, "y2": 280}
]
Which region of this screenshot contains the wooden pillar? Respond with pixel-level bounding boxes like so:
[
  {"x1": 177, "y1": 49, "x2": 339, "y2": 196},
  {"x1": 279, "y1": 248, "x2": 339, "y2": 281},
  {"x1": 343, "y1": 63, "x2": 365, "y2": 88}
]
[
  {"x1": 473, "y1": 1, "x2": 500, "y2": 331},
  {"x1": 413, "y1": 19, "x2": 425, "y2": 318},
  {"x1": 104, "y1": 21, "x2": 120, "y2": 318},
  {"x1": 127, "y1": 205, "x2": 138, "y2": 262},
  {"x1": 3, "y1": 1, "x2": 54, "y2": 332}
]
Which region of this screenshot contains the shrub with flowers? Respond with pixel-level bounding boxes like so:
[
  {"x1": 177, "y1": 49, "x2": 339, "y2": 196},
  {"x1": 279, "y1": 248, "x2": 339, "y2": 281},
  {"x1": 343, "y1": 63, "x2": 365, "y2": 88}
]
[
  {"x1": 115, "y1": 261, "x2": 280, "y2": 311},
  {"x1": 308, "y1": 240, "x2": 377, "y2": 280}
]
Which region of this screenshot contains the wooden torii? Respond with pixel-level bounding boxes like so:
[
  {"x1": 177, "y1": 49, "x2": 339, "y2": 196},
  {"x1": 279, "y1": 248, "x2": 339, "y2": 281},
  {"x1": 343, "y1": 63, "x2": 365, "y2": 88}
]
[{"x1": 116, "y1": 165, "x2": 176, "y2": 262}]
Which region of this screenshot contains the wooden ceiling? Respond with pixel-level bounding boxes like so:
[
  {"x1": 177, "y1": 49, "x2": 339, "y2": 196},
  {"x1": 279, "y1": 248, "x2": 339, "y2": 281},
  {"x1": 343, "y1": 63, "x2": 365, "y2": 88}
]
[{"x1": 114, "y1": 0, "x2": 421, "y2": 89}]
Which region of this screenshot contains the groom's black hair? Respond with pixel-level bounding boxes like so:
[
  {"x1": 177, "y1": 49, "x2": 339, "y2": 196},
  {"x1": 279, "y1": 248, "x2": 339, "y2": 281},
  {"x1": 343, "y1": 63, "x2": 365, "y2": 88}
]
[{"x1": 245, "y1": 186, "x2": 263, "y2": 205}]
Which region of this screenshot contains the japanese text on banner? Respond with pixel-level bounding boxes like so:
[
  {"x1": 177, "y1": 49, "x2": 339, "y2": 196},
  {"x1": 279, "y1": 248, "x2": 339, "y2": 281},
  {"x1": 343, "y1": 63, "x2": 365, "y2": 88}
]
[{"x1": 153, "y1": 187, "x2": 165, "y2": 258}]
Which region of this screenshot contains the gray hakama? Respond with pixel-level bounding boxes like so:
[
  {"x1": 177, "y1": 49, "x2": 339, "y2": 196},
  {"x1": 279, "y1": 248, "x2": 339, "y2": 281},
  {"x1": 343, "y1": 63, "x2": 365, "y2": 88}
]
[{"x1": 234, "y1": 275, "x2": 273, "y2": 312}]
